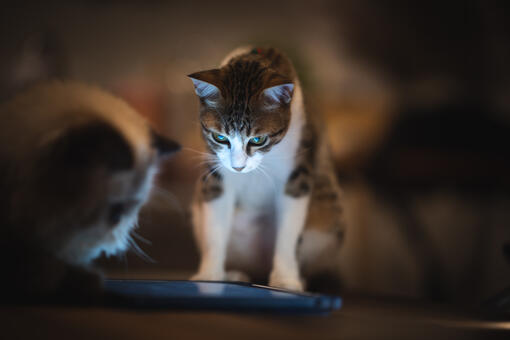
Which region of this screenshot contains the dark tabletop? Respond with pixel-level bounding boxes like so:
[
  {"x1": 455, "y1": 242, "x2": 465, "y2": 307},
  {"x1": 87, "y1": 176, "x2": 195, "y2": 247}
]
[{"x1": 2, "y1": 294, "x2": 510, "y2": 340}]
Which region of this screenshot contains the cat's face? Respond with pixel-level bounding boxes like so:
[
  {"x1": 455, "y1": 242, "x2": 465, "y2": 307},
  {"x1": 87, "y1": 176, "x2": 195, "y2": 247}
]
[
  {"x1": 189, "y1": 62, "x2": 294, "y2": 173},
  {"x1": 0, "y1": 82, "x2": 180, "y2": 265},
  {"x1": 18, "y1": 121, "x2": 180, "y2": 265}
]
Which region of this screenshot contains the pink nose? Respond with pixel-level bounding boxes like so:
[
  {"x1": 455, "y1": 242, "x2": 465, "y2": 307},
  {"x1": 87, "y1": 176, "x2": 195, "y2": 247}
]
[{"x1": 233, "y1": 166, "x2": 245, "y2": 172}]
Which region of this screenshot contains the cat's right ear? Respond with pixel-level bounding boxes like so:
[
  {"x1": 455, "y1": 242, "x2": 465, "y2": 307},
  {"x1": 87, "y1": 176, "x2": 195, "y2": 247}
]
[{"x1": 188, "y1": 69, "x2": 222, "y2": 107}]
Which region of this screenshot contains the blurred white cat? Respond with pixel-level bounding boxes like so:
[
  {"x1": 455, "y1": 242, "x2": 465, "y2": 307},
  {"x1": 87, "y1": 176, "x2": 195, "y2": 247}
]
[{"x1": 0, "y1": 81, "x2": 179, "y2": 300}]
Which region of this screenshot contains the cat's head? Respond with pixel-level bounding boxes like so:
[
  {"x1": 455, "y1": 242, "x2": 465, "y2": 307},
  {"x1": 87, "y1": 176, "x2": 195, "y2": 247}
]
[
  {"x1": 189, "y1": 58, "x2": 294, "y2": 173},
  {"x1": 0, "y1": 82, "x2": 180, "y2": 265},
  {"x1": 41, "y1": 121, "x2": 179, "y2": 265}
]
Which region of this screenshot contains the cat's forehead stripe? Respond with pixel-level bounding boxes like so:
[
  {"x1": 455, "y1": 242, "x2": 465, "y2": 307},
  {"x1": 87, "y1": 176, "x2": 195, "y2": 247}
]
[
  {"x1": 197, "y1": 47, "x2": 297, "y2": 158},
  {"x1": 221, "y1": 117, "x2": 252, "y2": 136}
]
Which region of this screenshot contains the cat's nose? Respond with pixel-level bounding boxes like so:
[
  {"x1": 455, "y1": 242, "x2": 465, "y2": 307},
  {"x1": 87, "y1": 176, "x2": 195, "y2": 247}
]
[{"x1": 233, "y1": 166, "x2": 245, "y2": 172}]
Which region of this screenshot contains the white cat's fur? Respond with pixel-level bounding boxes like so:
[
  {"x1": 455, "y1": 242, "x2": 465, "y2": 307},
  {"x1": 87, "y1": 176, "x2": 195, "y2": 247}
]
[
  {"x1": 0, "y1": 82, "x2": 157, "y2": 266},
  {"x1": 192, "y1": 82, "x2": 309, "y2": 291}
]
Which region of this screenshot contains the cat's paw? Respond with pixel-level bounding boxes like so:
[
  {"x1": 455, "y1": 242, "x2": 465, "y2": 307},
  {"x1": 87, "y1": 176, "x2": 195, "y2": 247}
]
[
  {"x1": 269, "y1": 272, "x2": 305, "y2": 292},
  {"x1": 225, "y1": 270, "x2": 251, "y2": 282},
  {"x1": 190, "y1": 270, "x2": 225, "y2": 281}
]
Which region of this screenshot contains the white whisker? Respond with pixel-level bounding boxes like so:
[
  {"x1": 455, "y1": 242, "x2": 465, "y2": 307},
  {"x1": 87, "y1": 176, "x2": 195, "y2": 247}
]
[
  {"x1": 127, "y1": 236, "x2": 156, "y2": 263},
  {"x1": 132, "y1": 230, "x2": 152, "y2": 246},
  {"x1": 203, "y1": 163, "x2": 222, "y2": 183},
  {"x1": 257, "y1": 164, "x2": 277, "y2": 194},
  {"x1": 121, "y1": 251, "x2": 129, "y2": 272},
  {"x1": 182, "y1": 147, "x2": 215, "y2": 158}
]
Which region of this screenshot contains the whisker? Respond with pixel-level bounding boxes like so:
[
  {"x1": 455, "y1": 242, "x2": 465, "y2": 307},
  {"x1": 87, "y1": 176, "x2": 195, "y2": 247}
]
[
  {"x1": 127, "y1": 236, "x2": 156, "y2": 263},
  {"x1": 182, "y1": 147, "x2": 215, "y2": 158},
  {"x1": 132, "y1": 230, "x2": 152, "y2": 246},
  {"x1": 257, "y1": 164, "x2": 277, "y2": 194},
  {"x1": 203, "y1": 163, "x2": 222, "y2": 183},
  {"x1": 119, "y1": 251, "x2": 128, "y2": 272},
  {"x1": 196, "y1": 158, "x2": 217, "y2": 167}
]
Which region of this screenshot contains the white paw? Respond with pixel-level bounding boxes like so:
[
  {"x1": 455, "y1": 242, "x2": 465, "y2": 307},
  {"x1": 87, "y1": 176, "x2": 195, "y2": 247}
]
[
  {"x1": 190, "y1": 270, "x2": 225, "y2": 281},
  {"x1": 269, "y1": 272, "x2": 305, "y2": 292},
  {"x1": 225, "y1": 270, "x2": 251, "y2": 282}
]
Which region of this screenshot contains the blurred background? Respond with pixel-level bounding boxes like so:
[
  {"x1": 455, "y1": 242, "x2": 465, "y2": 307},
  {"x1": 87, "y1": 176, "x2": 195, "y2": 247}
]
[{"x1": 1, "y1": 0, "x2": 509, "y2": 304}]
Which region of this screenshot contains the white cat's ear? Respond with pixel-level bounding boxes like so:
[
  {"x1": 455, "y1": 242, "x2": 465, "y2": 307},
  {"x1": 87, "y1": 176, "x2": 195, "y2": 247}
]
[
  {"x1": 188, "y1": 70, "x2": 222, "y2": 107},
  {"x1": 189, "y1": 78, "x2": 220, "y2": 99},
  {"x1": 262, "y1": 83, "x2": 294, "y2": 106}
]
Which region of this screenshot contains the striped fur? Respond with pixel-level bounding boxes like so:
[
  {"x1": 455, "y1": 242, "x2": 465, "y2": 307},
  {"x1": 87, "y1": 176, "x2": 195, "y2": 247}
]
[{"x1": 190, "y1": 47, "x2": 345, "y2": 292}]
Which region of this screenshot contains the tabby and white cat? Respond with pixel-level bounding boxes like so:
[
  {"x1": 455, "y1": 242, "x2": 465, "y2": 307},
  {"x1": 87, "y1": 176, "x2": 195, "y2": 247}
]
[
  {"x1": 189, "y1": 47, "x2": 345, "y2": 291},
  {"x1": 0, "y1": 82, "x2": 179, "y2": 300}
]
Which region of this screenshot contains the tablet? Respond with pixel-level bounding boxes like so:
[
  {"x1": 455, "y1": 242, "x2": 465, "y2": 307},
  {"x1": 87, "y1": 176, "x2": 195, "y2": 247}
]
[{"x1": 104, "y1": 279, "x2": 342, "y2": 314}]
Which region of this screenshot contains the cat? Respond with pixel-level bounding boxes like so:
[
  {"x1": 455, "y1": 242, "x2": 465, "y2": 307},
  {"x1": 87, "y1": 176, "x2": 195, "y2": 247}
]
[
  {"x1": 0, "y1": 81, "x2": 179, "y2": 302},
  {"x1": 188, "y1": 47, "x2": 345, "y2": 291}
]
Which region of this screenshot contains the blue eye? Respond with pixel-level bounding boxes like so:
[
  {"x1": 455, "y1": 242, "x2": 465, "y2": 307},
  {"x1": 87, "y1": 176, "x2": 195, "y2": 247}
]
[
  {"x1": 212, "y1": 132, "x2": 228, "y2": 143},
  {"x1": 249, "y1": 136, "x2": 267, "y2": 146}
]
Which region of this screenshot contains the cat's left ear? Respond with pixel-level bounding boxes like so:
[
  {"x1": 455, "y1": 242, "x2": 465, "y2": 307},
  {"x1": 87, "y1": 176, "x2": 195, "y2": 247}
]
[
  {"x1": 151, "y1": 129, "x2": 181, "y2": 160},
  {"x1": 262, "y1": 83, "x2": 294, "y2": 107},
  {"x1": 188, "y1": 69, "x2": 222, "y2": 107}
]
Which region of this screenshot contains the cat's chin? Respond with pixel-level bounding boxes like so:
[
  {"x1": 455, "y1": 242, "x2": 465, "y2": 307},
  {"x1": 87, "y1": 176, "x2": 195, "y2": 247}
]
[{"x1": 224, "y1": 165, "x2": 259, "y2": 174}]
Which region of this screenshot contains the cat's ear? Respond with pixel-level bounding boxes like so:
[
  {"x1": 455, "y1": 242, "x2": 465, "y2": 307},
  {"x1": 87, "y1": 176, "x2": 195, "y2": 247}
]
[
  {"x1": 188, "y1": 69, "x2": 222, "y2": 107},
  {"x1": 45, "y1": 121, "x2": 134, "y2": 172},
  {"x1": 263, "y1": 83, "x2": 294, "y2": 104},
  {"x1": 151, "y1": 129, "x2": 181, "y2": 160},
  {"x1": 262, "y1": 83, "x2": 294, "y2": 106}
]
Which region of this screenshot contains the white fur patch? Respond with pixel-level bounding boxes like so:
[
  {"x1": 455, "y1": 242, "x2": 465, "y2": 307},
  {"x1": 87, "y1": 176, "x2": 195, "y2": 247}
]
[
  {"x1": 1, "y1": 82, "x2": 158, "y2": 266},
  {"x1": 192, "y1": 189, "x2": 235, "y2": 281},
  {"x1": 263, "y1": 83, "x2": 294, "y2": 107},
  {"x1": 57, "y1": 165, "x2": 158, "y2": 265},
  {"x1": 192, "y1": 75, "x2": 309, "y2": 290},
  {"x1": 189, "y1": 78, "x2": 220, "y2": 107}
]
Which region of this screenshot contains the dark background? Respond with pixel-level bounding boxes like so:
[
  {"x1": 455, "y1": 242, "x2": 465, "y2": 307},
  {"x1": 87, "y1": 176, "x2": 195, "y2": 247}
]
[{"x1": 1, "y1": 0, "x2": 510, "y2": 304}]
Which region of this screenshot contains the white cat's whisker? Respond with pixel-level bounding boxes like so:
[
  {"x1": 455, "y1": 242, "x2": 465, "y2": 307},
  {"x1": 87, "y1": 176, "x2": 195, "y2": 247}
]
[
  {"x1": 203, "y1": 163, "x2": 222, "y2": 183},
  {"x1": 192, "y1": 153, "x2": 216, "y2": 161},
  {"x1": 182, "y1": 147, "x2": 215, "y2": 158},
  {"x1": 131, "y1": 230, "x2": 152, "y2": 246},
  {"x1": 119, "y1": 251, "x2": 129, "y2": 271},
  {"x1": 196, "y1": 158, "x2": 217, "y2": 167},
  {"x1": 188, "y1": 47, "x2": 344, "y2": 293},
  {"x1": 257, "y1": 164, "x2": 277, "y2": 194},
  {"x1": 127, "y1": 236, "x2": 156, "y2": 263},
  {"x1": 198, "y1": 163, "x2": 215, "y2": 179},
  {"x1": 198, "y1": 158, "x2": 221, "y2": 179}
]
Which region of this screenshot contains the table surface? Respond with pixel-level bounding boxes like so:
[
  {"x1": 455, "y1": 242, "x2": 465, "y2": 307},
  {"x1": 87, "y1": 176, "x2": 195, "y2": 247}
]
[
  {"x1": 2, "y1": 295, "x2": 510, "y2": 340},
  {"x1": 1, "y1": 272, "x2": 510, "y2": 340}
]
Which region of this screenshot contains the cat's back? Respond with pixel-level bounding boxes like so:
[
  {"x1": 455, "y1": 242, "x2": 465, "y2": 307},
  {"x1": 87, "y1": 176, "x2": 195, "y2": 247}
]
[{"x1": 0, "y1": 81, "x2": 150, "y2": 159}]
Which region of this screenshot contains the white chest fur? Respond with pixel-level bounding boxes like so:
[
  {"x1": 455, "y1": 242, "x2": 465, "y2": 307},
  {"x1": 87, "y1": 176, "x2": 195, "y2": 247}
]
[
  {"x1": 191, "y1": 83, "x2": 309, "y2": 291},
  {"x1": 219, "y1": 86, "x2": 306, "y2": 275}
]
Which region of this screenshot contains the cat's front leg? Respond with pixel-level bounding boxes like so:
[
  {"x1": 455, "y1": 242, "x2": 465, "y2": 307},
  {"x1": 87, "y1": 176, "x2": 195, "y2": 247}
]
[
  {"x1": 191, "y1": 190, "x2": 235, "y2": 281},
  {"x1": 269, "y1": 194, "x2": 310, "y2": 291}
]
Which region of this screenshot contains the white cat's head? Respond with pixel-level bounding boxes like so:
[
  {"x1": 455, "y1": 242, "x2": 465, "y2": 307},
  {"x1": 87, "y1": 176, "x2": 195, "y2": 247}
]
[
  {"x1": 188, "y1": 50, "x2": 295, "y2": 174},
  {"x1": 0, "y1": 82, "x2": 180, "y2": 265}
]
